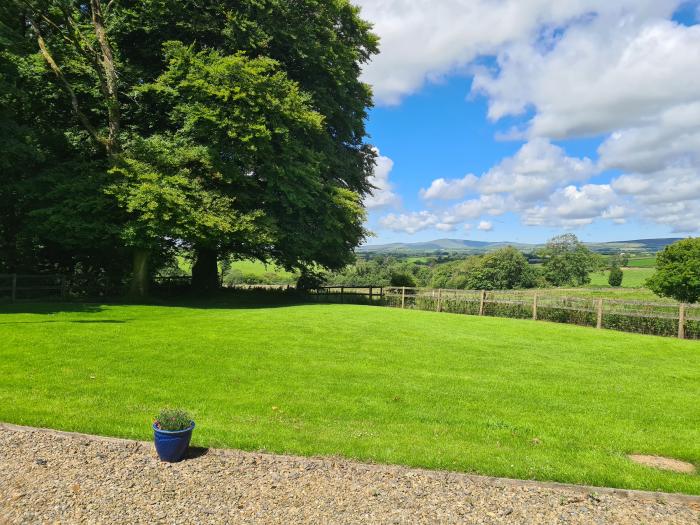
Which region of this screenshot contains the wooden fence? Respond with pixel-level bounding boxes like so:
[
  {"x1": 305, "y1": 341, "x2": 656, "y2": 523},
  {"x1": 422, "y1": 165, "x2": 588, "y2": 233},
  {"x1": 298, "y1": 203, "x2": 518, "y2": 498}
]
[
  {"x1": 307, "y1": 286, "x2": 699, "y2": 340},
  {"x1": 0, "y1": 274, "x2": 66, "y2": 302}
]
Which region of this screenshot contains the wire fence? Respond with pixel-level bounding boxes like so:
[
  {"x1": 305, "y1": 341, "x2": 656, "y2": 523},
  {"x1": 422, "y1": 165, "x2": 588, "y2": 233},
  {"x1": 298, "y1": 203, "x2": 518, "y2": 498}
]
[{"x1": 306, "y1": 286, "x2": 699, "y2": 340}]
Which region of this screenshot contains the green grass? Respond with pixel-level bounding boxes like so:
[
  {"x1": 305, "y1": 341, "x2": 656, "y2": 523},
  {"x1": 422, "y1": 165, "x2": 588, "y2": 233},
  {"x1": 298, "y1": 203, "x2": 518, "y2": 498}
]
[
  {"x1": 1, "y1": 298, "x2": 699, "y2": 494},
  {"x1": 229, "y1": 259, "x2": 295, "y2": 278},
  {"x1": 588, "y1": 268, "x2": 656, "y2": 289},
  {"x1": 627, "y1": 257, "x2": 657, "y2": 268}
]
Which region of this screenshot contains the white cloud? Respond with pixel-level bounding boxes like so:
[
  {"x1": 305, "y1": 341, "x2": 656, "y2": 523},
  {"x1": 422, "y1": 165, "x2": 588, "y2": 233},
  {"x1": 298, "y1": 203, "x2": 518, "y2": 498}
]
[
  {"x1": 477, "y1": 221, "x2": 493, "y2": 232},
  {"x1": 522, "y1": 184, "x2": 620, "y2": 227},
  {"x1": 380, "y1": 211, "x2": 439, "y2": 234},
  {"x1": 598, "y1": 102, "x2": 700, "y2": 173},
  {"x1": 478, "y1": 139, "x2": 596, "y2": 201},
  {"x1": 357, "y1": 0, "x2": 679, "y2": 105},
  {"x1": 364, "y1": 1, "x2": 700, "y2": 234},
  {"x1": 473, "y1": 18, "x2": 700, "y2": 139},
  {"x1": 451, "y1": 194, "x2": 508, "y2": 220},
  {"x1": 365, "y1": 150, "x2": 401, "y2": 210},
  {"x1": 420, "y1": 174, "x2": 477, "y2": 200}
]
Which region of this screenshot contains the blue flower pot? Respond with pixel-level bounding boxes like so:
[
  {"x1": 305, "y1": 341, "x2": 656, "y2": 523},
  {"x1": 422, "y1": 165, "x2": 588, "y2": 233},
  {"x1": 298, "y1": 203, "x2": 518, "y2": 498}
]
[{"x1": 153, "y1": 421, "x2": 195, "y2": 462}]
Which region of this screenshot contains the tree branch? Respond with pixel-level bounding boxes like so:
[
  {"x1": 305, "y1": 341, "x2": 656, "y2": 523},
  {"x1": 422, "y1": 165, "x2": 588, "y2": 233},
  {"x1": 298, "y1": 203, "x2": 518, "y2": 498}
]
[
  {"x1": 26, "y1": 15, "x2": 107, "y2": 149},
  {"x1": 90, "y1": 0, "x2": 120, "y2": 154}
]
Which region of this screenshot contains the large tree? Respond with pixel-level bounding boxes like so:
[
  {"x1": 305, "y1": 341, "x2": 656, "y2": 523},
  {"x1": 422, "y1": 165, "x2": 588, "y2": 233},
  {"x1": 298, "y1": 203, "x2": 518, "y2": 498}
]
[
  {"x1": 0, "y1": 3, "x2": 128, "y2": 285},
  {"x1": 646, "y1": 238, "x2": 700, "y2": 304},
  {"x1": 539, "y1": 234, "x2": 602, "y2": 287},
  {"x1": 3, "y1": 0, "x2": 378, "y2": 295}
]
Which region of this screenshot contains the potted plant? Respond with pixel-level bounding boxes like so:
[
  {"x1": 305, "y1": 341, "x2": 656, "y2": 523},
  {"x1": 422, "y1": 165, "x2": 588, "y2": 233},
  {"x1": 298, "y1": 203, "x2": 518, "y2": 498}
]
[{"x1": 153, "y1": 408, "x2": 195, "y2": 462}]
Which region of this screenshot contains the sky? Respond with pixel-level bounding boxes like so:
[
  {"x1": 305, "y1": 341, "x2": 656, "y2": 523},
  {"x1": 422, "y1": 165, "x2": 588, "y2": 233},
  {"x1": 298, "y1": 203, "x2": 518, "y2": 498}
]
[{"x1": 354, "y1": 0, "x2": 700, "y2": 245}]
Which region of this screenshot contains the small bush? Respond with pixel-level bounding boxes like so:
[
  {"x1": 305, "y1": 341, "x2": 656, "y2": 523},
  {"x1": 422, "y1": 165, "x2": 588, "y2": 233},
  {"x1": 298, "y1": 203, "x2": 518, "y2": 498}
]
[
  {"x1": 608, "y1": 266, "x2": 623, "y2": 287},
  {"x1": 154, "y1": 408, "x2": 192, "y2": 431},
  {"x1": 390, "y1": 270, "x2": 416, "y2": 287}
]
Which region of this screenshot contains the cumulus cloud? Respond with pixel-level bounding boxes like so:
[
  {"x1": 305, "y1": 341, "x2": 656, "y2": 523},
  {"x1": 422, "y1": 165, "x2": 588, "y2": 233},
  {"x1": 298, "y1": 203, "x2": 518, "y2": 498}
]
[
  {"x1": 356, "y1": 0, "x2": 679, "y2": 106},
  {"x1": 380, "y1": 211, "x2": 439, "y2": 234},
  {"x1": 522, "y1": 184, "x2": 621, "y2": 227},
  {"x1": 420, "y1": 174, "x2": 478, "y2": 200},
  {"x1": 478, "y1": 139, "x2": 596, "y2": 201},
  {"x1": 365, "y1": 0, "x2": 700, "y2": 234},
  {"x1": 477, "y1": 221, "x2": 493, "y2": 232},
  {"x1": 473, "y1": 18, "x2": 700, "y2": 139},
  {"x1": 365, "y1": 150, "x2": 401, "y2": 210}
]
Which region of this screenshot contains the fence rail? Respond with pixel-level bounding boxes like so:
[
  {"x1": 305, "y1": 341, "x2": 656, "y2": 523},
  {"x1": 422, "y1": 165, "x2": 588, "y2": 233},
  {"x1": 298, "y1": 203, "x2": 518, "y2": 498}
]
[
  {"x1": 0, "y1": 274, "x2": 66, "y2": 302},
  {"x1": 308, "y1": 286, "x2": 699, "y2": 340}
]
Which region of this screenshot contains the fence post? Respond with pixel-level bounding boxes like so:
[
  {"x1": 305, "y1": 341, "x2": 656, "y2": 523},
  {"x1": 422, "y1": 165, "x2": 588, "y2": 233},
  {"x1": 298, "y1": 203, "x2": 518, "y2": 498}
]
[
  {"x1": 401, "y1": 286, "x2": 406, "y2": 309},
  {"x1": 340, "y1": 286, "x2": 344, "y2": 304},
  {"x1": 437, "y1": 288, "x2": 442, "y2": 312},
  {"x1": 532, "y1": 293, "x2": 538, "y2": 321},
  {"x1": 479, "y1": 290, "x2": 486, "y2": 316},
  {"x1": 678, "y1": 303, "x2": 686, "y2": 340},
  {"x1": 11, "y1": 273, "x2": 17, "y2": 303},
  {"x1": 596, "y1": 298, "x2": 604, "y2": 329},
  {"x1": 380, "y1": 287, "x2": 384, "y2": 305},
  {"x1": 369, "y1": 286, "x2": 373, "y2": 304}
]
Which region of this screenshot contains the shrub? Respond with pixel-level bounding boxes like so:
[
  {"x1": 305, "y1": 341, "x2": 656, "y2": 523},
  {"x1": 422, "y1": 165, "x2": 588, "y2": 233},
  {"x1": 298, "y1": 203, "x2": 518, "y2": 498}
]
[
  {"x1": 390, "y1": 270, "x2": 416, "y2": 287},
  {"x1": 608, "y1": 266, "x2": 623, "y2": 287},
  {"x1": 154, "y1": 408, "x2": 192, "y2": 431},
  {"x1": 296, "y1": 271, "x2": 326, "y2": 291},
  {"x1": 646, "y1": 238, "x2": 700, "y2": 303}
]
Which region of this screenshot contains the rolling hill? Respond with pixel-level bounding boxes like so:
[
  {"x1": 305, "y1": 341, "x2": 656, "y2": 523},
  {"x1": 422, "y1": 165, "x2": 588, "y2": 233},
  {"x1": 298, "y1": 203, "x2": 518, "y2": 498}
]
[{"x1": 357, "y1": 237, "x2": 684, "y2": 255}]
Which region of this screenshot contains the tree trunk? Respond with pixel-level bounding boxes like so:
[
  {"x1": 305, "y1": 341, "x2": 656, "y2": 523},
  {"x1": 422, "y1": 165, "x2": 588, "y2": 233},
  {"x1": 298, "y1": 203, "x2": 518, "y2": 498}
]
[
  {"x1": 192, "y1": 247, "x2": 220, "y2": 294},
  {"x1": 129, "y1": 248, "x2": 150, "y2": 298}
]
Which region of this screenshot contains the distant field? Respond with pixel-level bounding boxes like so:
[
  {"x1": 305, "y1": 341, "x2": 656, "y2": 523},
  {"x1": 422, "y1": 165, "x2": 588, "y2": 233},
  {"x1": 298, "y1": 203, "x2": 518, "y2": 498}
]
[
  {"x1": 627, "y1": 257, "x2": 657, "y2": 268},
  {"x1": 1, "y1": 299, "x2": 699, "y2": 495},
  {"x1": 588, "y1": 268, "x2": 656, "y2": 289},
  {"x1": 229, "y1": 259, "x2": 295, "y2": 279}
]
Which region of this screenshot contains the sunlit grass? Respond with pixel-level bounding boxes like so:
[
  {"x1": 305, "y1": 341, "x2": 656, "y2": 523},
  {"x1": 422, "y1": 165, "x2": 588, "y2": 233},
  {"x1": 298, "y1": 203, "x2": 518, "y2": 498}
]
[{"x1": 1, "y1": 297, "x2": 698, "y2": 494}]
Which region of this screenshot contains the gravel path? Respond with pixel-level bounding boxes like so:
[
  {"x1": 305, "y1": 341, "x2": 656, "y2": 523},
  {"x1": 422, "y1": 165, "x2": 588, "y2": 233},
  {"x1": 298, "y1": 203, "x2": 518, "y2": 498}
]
[{"x1": 1, "y1": 425, "x2": 698, "y2": 524}]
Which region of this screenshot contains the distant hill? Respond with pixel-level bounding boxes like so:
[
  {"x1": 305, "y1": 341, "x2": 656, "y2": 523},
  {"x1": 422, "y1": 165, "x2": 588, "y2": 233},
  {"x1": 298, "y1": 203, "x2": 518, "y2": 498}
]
[{"x1": 357, "y1": 237, "x2": 684, "y2": 255}]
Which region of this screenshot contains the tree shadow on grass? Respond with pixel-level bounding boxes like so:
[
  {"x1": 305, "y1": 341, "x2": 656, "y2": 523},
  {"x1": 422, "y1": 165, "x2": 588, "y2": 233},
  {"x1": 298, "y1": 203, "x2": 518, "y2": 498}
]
[
  {"x1": 0, "y1": 289, "x2": 329, "y2": 315},
  {"x1": 0, "y1": 301, "x2": 107, "y2": 316},
  {"x1": 0, "y1": 319, "x2": 129, "y2": 325}
]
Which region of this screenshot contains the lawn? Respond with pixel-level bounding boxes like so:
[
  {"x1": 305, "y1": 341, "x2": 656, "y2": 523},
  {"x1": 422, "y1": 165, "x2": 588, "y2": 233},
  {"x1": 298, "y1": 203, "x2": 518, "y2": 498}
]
[{"x1": 1, "y1": 297, "x2": 699, "y2": 494}]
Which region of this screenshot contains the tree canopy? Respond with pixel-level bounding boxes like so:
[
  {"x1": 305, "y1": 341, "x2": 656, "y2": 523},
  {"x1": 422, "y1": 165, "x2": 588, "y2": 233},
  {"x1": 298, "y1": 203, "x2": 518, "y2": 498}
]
[
  {"x1": 1, "y1": 0, "x2": 378, "y2": 295},
  {"x1": 646, "y1": 238, "x2": 700, "y2": 303},
  {"x1": 539, "y1": 234, "x2": 602, "y2": 287}
]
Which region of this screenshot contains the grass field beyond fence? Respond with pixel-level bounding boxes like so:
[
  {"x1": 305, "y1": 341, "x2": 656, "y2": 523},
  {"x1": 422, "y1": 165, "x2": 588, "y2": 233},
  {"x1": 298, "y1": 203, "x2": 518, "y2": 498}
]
[
  {"x1": 1, "y1": 297, "x2": 699, "y2": 495},
  {"x1": 309, "y1": 286, "x2": 699, "y2": 339}
]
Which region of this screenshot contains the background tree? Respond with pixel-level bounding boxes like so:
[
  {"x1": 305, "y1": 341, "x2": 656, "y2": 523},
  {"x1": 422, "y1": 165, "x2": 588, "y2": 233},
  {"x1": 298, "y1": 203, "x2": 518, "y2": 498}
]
[
  {"x1": 539, "y1": 234, "x2": 602, "y2": 287},
  {"x1": 646, "y1": 238, "x2": 700, "y2": 303},
  {"x1": 608, "y1": 265, "x2": 623, "y2": 287},
  {"x1": 430, "y1": 247, "x2": 539, "y2": 290}
]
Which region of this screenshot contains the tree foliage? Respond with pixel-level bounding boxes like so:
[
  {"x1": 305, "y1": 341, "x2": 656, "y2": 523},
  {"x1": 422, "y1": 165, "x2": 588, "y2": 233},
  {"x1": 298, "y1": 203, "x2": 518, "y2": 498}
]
[
  {"x1": 539, "y1": 234, "x2": 602, "y2": 287},
  {"x1": 608, "y1": 265, "x2": 623, "y2": 287},
  {"x1": 430, "y1": 247, "x2": 540, "y2": 290},
  {"x1": 0, "y1": 0, "x2": 378, "y2": 294},
  {"x1": 646, "y1": 238, "x2": 700, "y2": 303}
]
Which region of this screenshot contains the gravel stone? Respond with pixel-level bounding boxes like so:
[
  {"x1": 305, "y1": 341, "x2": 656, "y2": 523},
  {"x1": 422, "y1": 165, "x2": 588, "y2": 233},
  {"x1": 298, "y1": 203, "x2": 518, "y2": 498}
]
[{"x1": 1, "y1": 425, "x2": 698, "y2": 524}]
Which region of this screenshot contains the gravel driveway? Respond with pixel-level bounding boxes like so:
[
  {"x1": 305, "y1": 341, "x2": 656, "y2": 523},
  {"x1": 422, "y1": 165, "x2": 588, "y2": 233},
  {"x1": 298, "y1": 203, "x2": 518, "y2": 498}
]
[{"x1": 1, "y1": 424, "x2": 698, "y2": 524}]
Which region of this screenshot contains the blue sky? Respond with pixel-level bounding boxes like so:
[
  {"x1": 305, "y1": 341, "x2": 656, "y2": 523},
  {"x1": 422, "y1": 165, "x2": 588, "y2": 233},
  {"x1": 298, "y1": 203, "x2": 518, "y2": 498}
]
[{"x1": 357, "y1": 1, "x2": 700, "y2": 245}]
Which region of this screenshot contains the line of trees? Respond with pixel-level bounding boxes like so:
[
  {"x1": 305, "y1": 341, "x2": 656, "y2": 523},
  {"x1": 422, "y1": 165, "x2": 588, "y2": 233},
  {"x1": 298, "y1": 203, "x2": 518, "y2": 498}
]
[
  {"x1": 325, "y1": 234, "x2": 605, "y2": 290},
  {"x1": 0, "y1": 0, "x2": 379, "y2": 296}
]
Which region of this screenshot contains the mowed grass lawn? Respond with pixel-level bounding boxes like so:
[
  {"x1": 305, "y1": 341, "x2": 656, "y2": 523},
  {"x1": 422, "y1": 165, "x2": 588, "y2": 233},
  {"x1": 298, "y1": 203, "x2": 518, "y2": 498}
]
[{"x1": 1, "y1": 298, "x2": 699, "y2": 494}]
